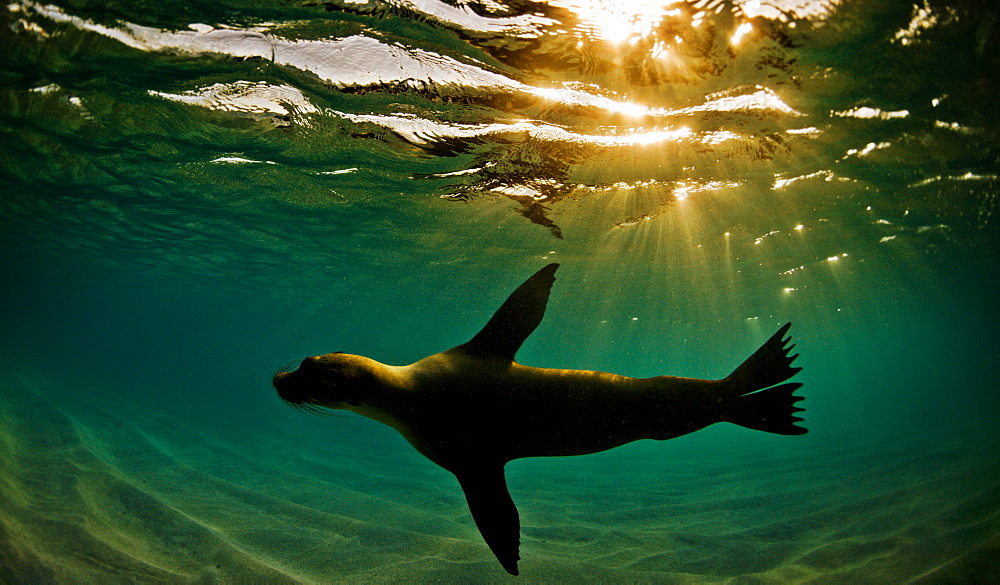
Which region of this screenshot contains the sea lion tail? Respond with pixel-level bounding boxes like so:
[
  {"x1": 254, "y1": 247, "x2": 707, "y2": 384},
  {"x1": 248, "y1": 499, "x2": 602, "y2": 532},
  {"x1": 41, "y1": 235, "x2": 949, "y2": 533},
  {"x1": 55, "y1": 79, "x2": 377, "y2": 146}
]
[
  {"x1": 725, "y1": 323, "x2": 801, "y2": 392},
  {"x1": 725, "y1": 383, "x2": 807, "y2": 435},
  {"x1": 722, "y1": 323, "x2": 806, "y2": 435}
]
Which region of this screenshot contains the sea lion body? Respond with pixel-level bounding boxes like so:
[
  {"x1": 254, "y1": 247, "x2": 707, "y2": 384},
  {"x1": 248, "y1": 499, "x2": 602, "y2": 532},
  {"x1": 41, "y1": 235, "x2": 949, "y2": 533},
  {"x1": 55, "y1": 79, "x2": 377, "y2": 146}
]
[
  {"x1": 301, "y1": 351, "x2": 728, "y2": 466},
  {"x1": 273, "y1": 264, "x2": 805, "y2": 575}
]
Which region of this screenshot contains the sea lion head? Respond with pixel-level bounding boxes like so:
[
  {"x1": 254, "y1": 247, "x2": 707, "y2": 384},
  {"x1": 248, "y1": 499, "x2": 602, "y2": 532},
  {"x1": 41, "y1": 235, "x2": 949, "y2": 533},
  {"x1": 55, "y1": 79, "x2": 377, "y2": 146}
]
[{"x1": 273, "y1": 352, "x2": 374, "y2": 412}]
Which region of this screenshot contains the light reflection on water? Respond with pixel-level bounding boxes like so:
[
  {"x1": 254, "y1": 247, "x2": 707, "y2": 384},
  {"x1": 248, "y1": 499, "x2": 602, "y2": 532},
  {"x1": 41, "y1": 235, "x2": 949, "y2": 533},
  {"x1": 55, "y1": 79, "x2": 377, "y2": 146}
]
[{"x1": 1, "y1": 0, "x2": 995, "y2": 281}]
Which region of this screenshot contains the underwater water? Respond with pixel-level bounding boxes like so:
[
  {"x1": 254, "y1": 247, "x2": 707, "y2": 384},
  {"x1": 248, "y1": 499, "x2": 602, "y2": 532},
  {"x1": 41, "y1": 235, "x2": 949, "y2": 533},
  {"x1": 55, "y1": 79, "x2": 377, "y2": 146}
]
[{"x1": 1, "y1": 0, "x2": 998, "y2": 581}]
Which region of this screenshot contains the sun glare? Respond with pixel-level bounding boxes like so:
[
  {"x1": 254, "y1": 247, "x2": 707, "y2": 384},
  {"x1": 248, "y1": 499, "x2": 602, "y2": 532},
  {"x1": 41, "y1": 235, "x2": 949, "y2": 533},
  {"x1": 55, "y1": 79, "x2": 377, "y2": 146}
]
[
  {"x1": 550, "y1": 0, "x2": 681, "y2": 44},
  {"x1": 550, "y1": 0, "x2": 842, "y2": 44},
  {"x1": 730, "y1": 22, "x2": 754, "y2": 45}
]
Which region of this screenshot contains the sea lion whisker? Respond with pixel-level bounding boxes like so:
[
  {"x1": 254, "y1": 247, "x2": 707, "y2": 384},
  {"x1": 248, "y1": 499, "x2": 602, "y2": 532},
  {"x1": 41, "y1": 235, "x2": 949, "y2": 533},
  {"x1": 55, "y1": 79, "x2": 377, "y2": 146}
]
[
  {"x1": 289, "y1": 401, "x2": 337, "y2": 417},
  {"x1": 276, "y1": 361, "x2": 298, "y2": 375}
]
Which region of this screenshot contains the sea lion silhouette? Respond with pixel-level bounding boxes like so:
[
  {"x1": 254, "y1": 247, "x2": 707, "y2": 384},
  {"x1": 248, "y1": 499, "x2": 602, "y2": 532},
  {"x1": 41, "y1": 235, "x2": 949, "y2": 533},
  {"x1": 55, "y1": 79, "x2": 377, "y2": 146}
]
[{"x1": 272, "y1": 264, "x2": 805, "y2": 575}]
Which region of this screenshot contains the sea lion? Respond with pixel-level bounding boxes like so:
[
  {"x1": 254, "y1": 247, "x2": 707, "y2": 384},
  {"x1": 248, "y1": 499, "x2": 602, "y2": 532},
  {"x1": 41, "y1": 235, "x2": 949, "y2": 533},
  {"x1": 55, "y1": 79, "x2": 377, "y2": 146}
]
[{"x1": 272, "y1": 263, "x2": 805, "y2": 575}]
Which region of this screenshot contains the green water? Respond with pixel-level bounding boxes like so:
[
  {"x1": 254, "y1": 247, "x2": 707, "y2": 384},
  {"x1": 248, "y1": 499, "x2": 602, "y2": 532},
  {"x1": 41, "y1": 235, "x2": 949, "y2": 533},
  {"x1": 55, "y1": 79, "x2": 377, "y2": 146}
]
[{"x1": 1, "y1": 0, "x2": 998, "y2": 582}]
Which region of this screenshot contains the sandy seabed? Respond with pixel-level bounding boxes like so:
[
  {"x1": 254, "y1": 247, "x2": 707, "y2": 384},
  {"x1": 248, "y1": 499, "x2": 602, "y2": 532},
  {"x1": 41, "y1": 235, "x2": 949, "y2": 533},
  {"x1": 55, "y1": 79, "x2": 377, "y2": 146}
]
[{"x1": 1, "y1": 376, "x2": 997, "y2": 584}]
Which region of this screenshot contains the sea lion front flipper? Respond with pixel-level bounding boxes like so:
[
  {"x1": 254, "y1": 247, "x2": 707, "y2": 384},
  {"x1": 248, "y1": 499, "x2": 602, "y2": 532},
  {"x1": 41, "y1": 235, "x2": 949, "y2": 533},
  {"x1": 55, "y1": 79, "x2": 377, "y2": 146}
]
[
  {"x1": 460, "y1": 263, "x2": 559, "y2": 362},
  {"x1": 454, "y1": 465, "x2": 521, "y2": 575}
]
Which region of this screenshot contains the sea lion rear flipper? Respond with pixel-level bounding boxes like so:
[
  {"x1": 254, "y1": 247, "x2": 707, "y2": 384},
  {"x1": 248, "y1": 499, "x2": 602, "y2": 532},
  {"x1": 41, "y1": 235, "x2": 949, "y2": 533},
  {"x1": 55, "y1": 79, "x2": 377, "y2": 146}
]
[
  {"x1": 459, "y1": 263, "x2": 559, "y2": 362},
  {"x1": 726, "y1": 322, "x2": 801, "y2": 392},
  {"x1": 454, "y1": 465, "x2": 521, "y2": 575}
]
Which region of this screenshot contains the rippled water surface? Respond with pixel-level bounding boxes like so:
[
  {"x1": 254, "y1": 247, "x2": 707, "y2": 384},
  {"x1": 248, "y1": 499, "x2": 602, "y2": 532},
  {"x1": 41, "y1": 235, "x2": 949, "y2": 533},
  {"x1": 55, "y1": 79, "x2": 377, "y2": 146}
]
[{"x1": 1, "y1": 0, "x2": 998, "y2": 582}]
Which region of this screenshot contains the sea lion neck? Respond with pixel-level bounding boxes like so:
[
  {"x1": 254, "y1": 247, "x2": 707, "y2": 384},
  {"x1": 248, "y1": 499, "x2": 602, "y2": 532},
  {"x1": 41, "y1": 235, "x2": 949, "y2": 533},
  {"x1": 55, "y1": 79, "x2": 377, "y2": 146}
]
[{"x1": 337, "y1": 358, "x2": 417, "y2": 423}]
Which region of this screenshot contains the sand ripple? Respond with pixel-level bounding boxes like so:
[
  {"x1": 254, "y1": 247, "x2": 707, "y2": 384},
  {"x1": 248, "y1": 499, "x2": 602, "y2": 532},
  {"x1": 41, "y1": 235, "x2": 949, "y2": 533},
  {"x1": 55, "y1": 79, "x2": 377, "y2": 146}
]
[{"x1": 1, "y1": 378, "x2": 997, "y2": 583}]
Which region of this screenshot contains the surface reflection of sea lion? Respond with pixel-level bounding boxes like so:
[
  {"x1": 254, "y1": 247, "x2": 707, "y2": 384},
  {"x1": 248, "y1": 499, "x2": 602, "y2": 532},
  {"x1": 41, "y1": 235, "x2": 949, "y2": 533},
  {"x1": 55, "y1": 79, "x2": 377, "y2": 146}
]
[{"x1": 272, "y1": 264, "x2": 806, "y2": 575}]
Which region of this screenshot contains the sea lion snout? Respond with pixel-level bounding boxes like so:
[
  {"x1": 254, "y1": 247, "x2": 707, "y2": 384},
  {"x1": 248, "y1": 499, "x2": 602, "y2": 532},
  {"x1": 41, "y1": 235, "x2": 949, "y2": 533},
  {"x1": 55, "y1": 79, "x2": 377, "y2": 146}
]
[
  {"x1": 272, "y1": 370, "x2": 308, "y2": 405},
  {"x1": 273, "y1": 353, "x2": 366, "y2": 410}
]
